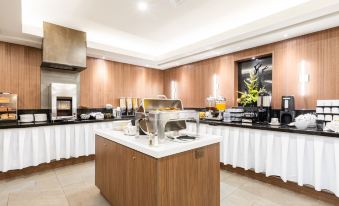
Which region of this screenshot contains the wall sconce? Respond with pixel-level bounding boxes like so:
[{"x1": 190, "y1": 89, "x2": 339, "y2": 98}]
[
  {"x1": 213, "y1": 74, "x2": 220, "y2": 97},
  {"x1": 171, "y1": 80, "x2": 177, "y2": 99},
  {"x1": 299, "y1": 60, "x2": 309, "y2": 96}
]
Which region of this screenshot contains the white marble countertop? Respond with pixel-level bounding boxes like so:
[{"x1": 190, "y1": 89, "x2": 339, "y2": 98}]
[{"x1": 95, "y1": 129, "x2": 221, "y2": 159}]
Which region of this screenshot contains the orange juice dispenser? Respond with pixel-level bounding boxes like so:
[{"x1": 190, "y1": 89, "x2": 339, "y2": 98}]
[
  {"x1": 215, "y1": 96, "x2": 226, "y2": 111},
  {"x1": 205, "y1": 96, "x2": 226, "y2": 121}
]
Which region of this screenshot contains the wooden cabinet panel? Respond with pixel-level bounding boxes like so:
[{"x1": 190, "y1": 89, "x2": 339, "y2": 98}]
[
  {"x1": 125, "y1": 149, "x2": 158, "y2": 206},
  {"x1": 95, "y1": 135, "x2": 220, "y2": 206},
  {"x1": 95, "y1": 135, "x2": 157, "y2": 206},
  {"x1": 157, "y1": 143, "x2": 220, "y2": 206}
]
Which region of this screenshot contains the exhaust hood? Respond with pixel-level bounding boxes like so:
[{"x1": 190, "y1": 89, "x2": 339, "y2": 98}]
[{"x1": 41, "y1": 22, "x2": 87, "y2": 72}]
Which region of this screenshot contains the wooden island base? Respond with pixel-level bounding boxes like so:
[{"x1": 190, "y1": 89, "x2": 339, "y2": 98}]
[{"x1": 95, "y1": 135, "x2": 220, "y2": 206}]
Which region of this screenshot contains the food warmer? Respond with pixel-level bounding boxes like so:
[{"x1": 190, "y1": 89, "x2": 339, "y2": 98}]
[
  {"x1": 0, "y1": 93, "x2": 17, "y2": 121},
  {"x1": 135, "y1": 98, "x2": 200, "y2": 145}
]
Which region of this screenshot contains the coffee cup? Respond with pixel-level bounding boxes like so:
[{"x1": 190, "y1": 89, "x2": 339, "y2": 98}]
[
  {"x1": 324, "y1": 107, "x2": 331, "y2": 113},
  {"x1": 332, "y1": 107, "x2": 339, "y2": 114},
  {"x1": 317, "y1": 115, "x2": 324, "y2": 120},
  {"x1": 325, "y1": 115, "x2": 333, "y2": 122},
  {"x1": 270, "y1": 118, "x2": 279, "y2": 124},
  {"x1": 124, "y1": 125, "x2": 137, "y2": 136},
  {"x1": 316, "y1": 107, "x2": 323, "y2": 113}
]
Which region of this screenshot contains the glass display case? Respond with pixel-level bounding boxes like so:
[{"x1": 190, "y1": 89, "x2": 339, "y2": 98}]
[{"x1": 0, "y1": 93, "x2": 17, "y2": 121}]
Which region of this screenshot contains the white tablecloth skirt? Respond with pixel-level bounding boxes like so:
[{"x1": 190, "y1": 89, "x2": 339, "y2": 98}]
[
  {"x1": 0, "y1": 122, "x2": 114, "y2": 172},
  {"x1": 187, "y1": 123, "x2": 339, "y2": 197}
]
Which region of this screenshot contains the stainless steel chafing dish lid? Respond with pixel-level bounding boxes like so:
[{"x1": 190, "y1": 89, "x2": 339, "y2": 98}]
[
  {"x1": 136, "y1": 98, "x2": 186, "y2": 134},
  {"x1": 137, "y1": 98, "x2": 183, "y2": 113}
]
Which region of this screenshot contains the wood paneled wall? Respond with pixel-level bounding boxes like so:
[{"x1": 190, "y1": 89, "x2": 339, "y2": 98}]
[
  {"x1": 80, "y1": 57, "x2": 164, "y2": 108},
  {"x1": 164, "y1": 27, "x2": 339, "y2": 109},
  {"x1": 0, "y1": 42, "x2": 164, "y2": 109},
  {"x1": 0, "y1": 42, "x2": 41, "y2": 109},
  {"x1": 1, "y1": 26, "x2": 339, "y2": 110}
]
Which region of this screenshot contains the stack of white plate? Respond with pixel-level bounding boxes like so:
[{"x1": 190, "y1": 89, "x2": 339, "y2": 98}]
[
  {"x1": 34, "y1": 114, "x2": 47, "y2": 122},
  {"x1": 20, "y1": 114, "x2": 34, "y2": 123}
]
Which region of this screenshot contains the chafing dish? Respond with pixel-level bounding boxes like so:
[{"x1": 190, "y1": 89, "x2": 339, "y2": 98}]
[{"x1": 135, "y1": 98, "x2": 199, "y2": 145}]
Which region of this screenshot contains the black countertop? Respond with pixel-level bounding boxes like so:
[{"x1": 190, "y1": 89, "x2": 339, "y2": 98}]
[
  {"x1": 197, "y1": 120, "x2": 339, "y2": 138},
  {"x1": 1, "y1": 117, "x2": 338, "y2": 138},
  {"x1": 0, "y1": 117, "x2": 133, "y2": 129}
]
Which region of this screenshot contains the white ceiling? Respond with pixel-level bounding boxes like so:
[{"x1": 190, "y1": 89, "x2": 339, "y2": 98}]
[{"x1": 1, "y1": 0, "x2": 339, "y2": 69}]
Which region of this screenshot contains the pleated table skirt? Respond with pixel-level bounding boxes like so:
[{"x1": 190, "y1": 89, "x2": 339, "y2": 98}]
[
  {"x1": 0, "y1": 122, "x2": 114, "y2": 173},
  {"x1": 187, "y1": 123, "x2": 339, "y2": 197}
]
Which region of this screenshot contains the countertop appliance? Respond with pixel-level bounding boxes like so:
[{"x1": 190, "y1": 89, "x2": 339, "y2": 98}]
[
  {"x1": 257, "y1": 95, "x2": 271, "y2": 123},
  {"x1": 205, "y1": 96, "x2": 226, "y2": 121},
  {"x1": 0, "y1": 93, "x2": 17, "y2": 121},
  {"x1": 50, "y1": 83, "x2": 77, "y2": 121},
  {"x1": 280, "y1": 96, "x2": 295, "y2": 125},
  {"x1": 135, "y1": 98, "x2": 200, "y2": 146}
]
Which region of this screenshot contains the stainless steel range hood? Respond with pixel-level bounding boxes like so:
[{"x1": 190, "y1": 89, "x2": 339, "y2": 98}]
[{"x1": 41, "y1": 22, "x2": 87, "y2": 72}]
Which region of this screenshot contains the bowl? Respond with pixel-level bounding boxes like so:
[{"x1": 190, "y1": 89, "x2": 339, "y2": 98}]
[
  {"x1": 316, "y1": 107, "x2": 323, "y2": 113},
  {"x1": 295, "y1": 120, "x2": 308, "y2": 130},
  {"x1": 332, "y1": 100, "x2": 339, "y2": 107},
  {"x1": 332, "y1": 107, "x2": 339, "y2": 114}
]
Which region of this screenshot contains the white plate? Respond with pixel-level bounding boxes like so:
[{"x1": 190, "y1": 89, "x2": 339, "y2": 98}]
[
  {"x1": 269, "y1": 122, "x2": 281, "y2": 126},
  {"x1": 288, "y1": 122, "x2": 295, "y2": 127}
]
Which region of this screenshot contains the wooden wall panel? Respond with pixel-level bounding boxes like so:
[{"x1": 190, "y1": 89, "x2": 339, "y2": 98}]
[
  {"x1": 164, "y1": 27, "x2": 339, "y2": 109},
  {"x1": 0, "y1": 42, "x2": 41, "y2": 109},
  {"x1": 1, "y1": 26, "x2": 339, "y2": 110},
  {"x1": 80, "y1": 58, "x2": 164, "y2": 108},
  {"x1": 0, "y1": 41, "x2": 164, "y2": 109}
]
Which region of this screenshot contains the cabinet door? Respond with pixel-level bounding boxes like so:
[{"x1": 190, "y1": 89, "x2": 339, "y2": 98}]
[
  {"x1": 106, "y1": 140, "x2": 128, "y2": 205},
  {"x1": 125, "y1": 149, "x2": 158, "y2": 206},
  {"x1": 158, "y1": 143, "x2": 220, "y2": 206},
  {"x1": 95, "y1": 135, "x2": 109, "y2": 193}
]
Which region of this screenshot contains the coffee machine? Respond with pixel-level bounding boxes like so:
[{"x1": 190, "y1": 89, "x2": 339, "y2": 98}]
[
  {"x1": 280, "y1": 96, "x2": 295, "y2": 125},
  {"x1": 257, "y1": 95, "x2": 271, "y2": 124}
]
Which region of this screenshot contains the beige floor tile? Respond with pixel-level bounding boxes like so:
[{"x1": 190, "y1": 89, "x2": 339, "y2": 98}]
[
  {"x1": 0, "y1": 177, "x2": 35, "y2": 196},
  {"x1": 221, "y1": 188, "x2": 281, "y2": 206},
  {"x1": 239, "y1": 179, "x2": 332, "y2": 206},
  {"x1": 0, "y1": 193, "x2": 8, "y2": 206},
  {"x1": 63, "y1": 182, "x2": 109, "y2": 206},
  {"x1": 1, "y1": 161, "x2": 335, "y2": 206},
  {"x1": 221, "y1": 173, "x2": 251, "y2": 187},
  {"x1": 8, "y1": 189, "x2": 69, "y2": 206},
  {"x1": 220, "y1": 182, "x2": 239, "y2": 200},
  {"x1": 55, "y1": 163, "x2": 95, "y2": 187},
  {"x1": 220, "y1": 170, "x2": 233, "y2": 181}
]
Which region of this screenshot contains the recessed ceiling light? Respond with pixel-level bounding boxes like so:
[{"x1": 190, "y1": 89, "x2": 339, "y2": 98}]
[
  {"x1": 102, "y1": 56, "x2": 106, "y2": 59},
  {"x1": 284, "y1": 34, "x2": 289, "y2": 38},
  {"x1": 251, "y1": 57, "x2": 255, "y2": 60},
  {"x1": 138, "y1": 2, "x2": 148, "y2": 11}
]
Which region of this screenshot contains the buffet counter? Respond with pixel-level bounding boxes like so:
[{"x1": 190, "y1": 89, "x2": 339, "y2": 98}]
[
  {"x1": 0, "y1": 119, "x2": 131, "y2": 172},
  {"x1": 186, "y1": 122, "x2": 339, "y2": 197},
  {"x1": 0, "y1": 117, "x2": 132, "y2": 129},
  {"x1": 197, "y1": 120, "x2": 339, "y2": 138}
]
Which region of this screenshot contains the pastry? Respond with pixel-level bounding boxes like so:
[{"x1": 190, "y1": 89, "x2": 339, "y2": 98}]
[
  {"x1": 8, "y1": 113, "x2": 16, "y2": 119},
  {"x1": 0, "y1": 97, "x2": 10, "y2": 103},
  {"x1": 0, "y1": 113, "x2": 8, "y2": 119},
  {"x1": 0, "y1": 106, "x2": 7, "y2": 112}
]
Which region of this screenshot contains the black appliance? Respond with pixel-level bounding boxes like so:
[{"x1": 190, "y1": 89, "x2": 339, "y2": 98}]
[
  {"x1": 280, "y1": 96, "x2": 295, "y2": 125},
  {"x1": 257, "y1": 95, "x2": 271, "y2": 123}
]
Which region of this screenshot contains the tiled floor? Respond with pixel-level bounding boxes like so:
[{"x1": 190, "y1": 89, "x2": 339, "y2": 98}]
[{"x1": 0, "y1": 161, "x2": 333, "y2": 206}]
